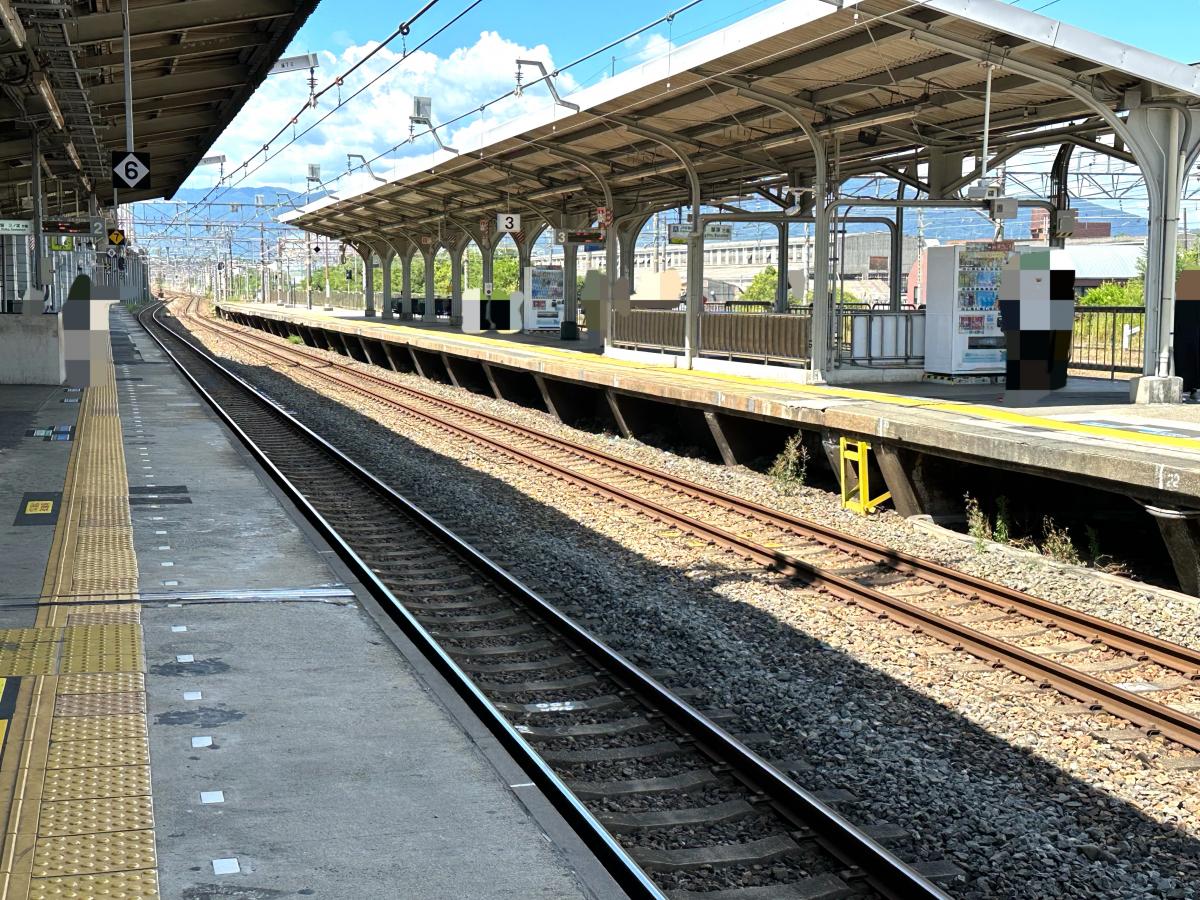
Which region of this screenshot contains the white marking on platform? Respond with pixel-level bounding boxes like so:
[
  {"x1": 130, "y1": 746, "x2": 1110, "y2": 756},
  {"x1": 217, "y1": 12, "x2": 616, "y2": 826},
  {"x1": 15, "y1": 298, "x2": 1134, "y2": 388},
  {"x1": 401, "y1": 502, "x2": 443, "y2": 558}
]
[
  {"x1": 192, "y1": 736, "x2": 213, "y2": 748},
  {"x1": 211, "y1": 858, "x2": 239, "y2": 875},
  {"x1": 200, "y1": 791, "x2": 225, "y2": 804},
  {"x1": 183, "y1": 691, "x2": 202, "y2": 701},
  {"x1": 171, "y1": 625, "x2": 187, "y2": 632},
  {"x1": 176, "y1": 654, "x2": 194, "y2": 663}
]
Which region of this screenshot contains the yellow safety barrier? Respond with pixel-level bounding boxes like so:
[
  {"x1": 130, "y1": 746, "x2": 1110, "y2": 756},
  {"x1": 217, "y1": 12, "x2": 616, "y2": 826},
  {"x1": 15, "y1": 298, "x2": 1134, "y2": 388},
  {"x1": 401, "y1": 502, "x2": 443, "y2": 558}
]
[{"x1": 839, "y1": 437, "x2": 891, "y2": 515}]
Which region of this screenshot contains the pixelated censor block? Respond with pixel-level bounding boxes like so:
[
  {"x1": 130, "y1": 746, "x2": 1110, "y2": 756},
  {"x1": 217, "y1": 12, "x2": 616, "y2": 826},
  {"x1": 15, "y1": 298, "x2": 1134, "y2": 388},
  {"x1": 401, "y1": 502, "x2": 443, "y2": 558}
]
[{"x1": 63, "y1": 275, "x2": 113, "y2": 389}]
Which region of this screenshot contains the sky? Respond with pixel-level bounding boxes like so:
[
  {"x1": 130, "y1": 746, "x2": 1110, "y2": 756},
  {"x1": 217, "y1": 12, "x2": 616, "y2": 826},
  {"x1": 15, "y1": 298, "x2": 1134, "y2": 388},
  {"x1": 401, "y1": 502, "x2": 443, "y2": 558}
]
[{"x1": 180, "y1": 0, "x2": 1199, "y2": 201}]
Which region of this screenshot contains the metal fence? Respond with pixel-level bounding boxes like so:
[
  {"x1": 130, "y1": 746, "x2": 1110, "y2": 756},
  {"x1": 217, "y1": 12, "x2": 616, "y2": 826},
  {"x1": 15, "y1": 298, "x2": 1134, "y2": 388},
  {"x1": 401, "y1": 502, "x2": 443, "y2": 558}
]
[
  {"x1": 836, "y1": 308, "x2": 926, "y2": 366},
  {"x1": 611, "y1": 309, "x2": 811, "y2": 364},
  {"x1": 1071, "y1": 306, "x2": 1144, "y2": 377}
]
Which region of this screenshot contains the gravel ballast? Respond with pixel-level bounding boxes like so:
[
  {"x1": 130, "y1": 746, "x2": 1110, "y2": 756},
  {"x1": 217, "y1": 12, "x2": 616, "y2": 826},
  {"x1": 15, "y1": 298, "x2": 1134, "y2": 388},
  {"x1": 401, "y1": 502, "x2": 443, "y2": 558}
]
[{"x1": 181, "y1": 308, "x2": 1200, "y2": 899}]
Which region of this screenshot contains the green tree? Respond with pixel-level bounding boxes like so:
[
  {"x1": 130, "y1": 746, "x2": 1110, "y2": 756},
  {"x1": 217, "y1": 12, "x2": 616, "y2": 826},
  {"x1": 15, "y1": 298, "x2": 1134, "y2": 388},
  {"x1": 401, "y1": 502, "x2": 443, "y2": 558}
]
[
  {"x1": 1081, "y1": 244, "x2": 1200, "y2": 307},
  {"x1": 741, "y1": 266, "x2": 780, "y2": 302},
  {"x1": 1080, "y1": 280, "x2": 1141, "y2": 306}
]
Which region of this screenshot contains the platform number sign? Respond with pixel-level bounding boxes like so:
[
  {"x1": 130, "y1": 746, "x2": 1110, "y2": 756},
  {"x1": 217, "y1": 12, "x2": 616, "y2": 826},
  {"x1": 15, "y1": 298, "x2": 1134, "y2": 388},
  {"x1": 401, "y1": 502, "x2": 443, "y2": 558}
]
[
  {"x1": 111, "y1": 151, "x2": 151, "y2": 190},
  {"x1": 497, "y1": 213, "x2": 520, "y2": 233}
]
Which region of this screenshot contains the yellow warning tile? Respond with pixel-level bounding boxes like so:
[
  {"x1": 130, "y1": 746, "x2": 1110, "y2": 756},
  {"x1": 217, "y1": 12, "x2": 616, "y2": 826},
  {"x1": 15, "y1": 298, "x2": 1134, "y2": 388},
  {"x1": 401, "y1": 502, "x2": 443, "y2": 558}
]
[
  {"x1": 47, "y1": 739, "x2": 148, "y2": 770},
  {"x1": 58, "y1": 655, "x2": 142, "y2": 676},
  {"x1": 51, "y1": 716, "x2": 145, "y2": 743},
  {"x1": 75, "y1": 495, "x2": 131, "y2": 529},
  {"x1": 0, "y1": 653, "x2": 57, "y2": 678},
  {"x1": 28, "y1": 868, "x2": 158, "y2": 900},
  {"x1": 32, "y1": 828, "x2": 155, "y2": 877},
  {"x1": 65, "y1": 612, "x2": 141, "y2": 627},
  {"x1": 62, "y1": 624, "x2": 141, "y2": 653},
  {"x1": 56, "y1": 674, "x2": 144, "y2": 696},
  {"x1": 60, "y1": 625, "x2": 142, "y2": 675},
  {"x1": 0, "y1": 629, "x2": 61, "y2": 645},
  {"x1": 36, "y1": 797, "x2": 154, "y2": 838},
  {"x1": 54, "y1": 693, "x2": 145, "y2": 717},
  {"x1": 41, "y1": 766, "x2": 150, "y2": 802}
]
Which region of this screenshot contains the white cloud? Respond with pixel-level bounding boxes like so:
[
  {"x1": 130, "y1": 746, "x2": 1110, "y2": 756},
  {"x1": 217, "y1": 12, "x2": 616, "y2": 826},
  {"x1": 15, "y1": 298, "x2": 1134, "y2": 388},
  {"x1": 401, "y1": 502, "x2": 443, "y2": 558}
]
[{"x1": 184, "y1": 30, "x2": 576, "y2": 199}]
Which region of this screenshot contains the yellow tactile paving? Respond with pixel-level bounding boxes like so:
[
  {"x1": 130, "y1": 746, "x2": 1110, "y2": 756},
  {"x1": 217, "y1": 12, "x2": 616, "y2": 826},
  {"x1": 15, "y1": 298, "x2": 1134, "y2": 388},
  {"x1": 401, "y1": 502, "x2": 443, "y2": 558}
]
[
  {"x1": 52, "y1": 694, "x2": 144, "y2": 719},
  {"x1": 0, "y1": 335, "x2": 158, "y2": 899},
  {"x1": 49, "y1": 718, "x2": 145, "y2": 744},
  {"x1": 46, "y1": 741, "x2": 148, "y2": 772},
  {"x1": 53, "y1": 675, "x2": 142, "y2": 697},
  {"x1": 232, "y1": 301, "x2": 1200, "y2": 455},
  {"x1": 31, "y1": 829, "x2": 155, "y2": 877},
  {"x1": 35, "y1": 799, "x2": 153, "y2": 839},
  {"x1": 27, "y1": 869, "x2": 158, "y2": 900},
  {"x1": 39, "y1": 768, "x2": 151, "y2": 804}
]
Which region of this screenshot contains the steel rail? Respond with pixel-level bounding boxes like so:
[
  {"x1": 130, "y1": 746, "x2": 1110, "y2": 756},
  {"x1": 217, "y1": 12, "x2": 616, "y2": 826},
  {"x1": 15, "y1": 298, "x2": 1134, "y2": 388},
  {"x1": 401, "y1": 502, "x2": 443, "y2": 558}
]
[
  {"x1": 190, "y1": 303, "x2": 1200, "y2": 750},
  {"x1": 142, "y1": 301, "x2": 948, "y2": 900},
  {"x1": 205, "y1": 304, "x2": 1200, "y2": 678}
]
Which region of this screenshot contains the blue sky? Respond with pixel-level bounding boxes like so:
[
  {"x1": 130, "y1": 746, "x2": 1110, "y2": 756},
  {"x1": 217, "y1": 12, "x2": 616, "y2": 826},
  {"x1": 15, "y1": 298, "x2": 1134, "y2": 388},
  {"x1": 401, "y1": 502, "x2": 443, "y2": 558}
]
[
  {"x1": 185, "y1": 1, "x2": 1197, "y2": 196},
  {"x1": 287, "y1": 0, "x2": 1196, "y2": 68}
]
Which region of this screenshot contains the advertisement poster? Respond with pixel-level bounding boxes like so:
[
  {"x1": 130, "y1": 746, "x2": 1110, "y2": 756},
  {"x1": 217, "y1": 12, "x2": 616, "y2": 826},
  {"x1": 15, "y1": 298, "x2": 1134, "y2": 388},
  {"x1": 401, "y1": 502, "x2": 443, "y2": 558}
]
[{"x1": 525, "y1": 266, "x2": 564, "y2": 331}]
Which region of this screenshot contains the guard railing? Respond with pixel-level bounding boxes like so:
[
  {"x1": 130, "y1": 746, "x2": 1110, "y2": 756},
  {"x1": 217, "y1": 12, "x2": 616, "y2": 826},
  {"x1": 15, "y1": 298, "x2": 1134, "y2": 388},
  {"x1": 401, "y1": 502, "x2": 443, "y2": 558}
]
[{"x1": 1071, "y1": 305, "x2": 1144, "y2": 378}]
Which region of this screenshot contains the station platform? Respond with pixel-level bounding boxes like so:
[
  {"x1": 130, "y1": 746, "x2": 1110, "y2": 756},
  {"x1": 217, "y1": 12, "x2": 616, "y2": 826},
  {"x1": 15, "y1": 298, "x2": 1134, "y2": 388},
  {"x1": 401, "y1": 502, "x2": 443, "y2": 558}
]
[
  {"x1": 218, "y1": 301, "x2": 1200, "y2": 510},
  {"x1": 0, "y1": 306, "x2": 621, "y2": 898}
]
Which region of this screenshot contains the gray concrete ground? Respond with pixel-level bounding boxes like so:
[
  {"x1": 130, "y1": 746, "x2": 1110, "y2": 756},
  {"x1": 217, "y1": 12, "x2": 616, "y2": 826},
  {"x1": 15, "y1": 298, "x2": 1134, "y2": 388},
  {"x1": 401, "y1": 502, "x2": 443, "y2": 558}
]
[
  {"x1": 113, "y1": 308, "x2": 621, "y2": 899},
  {"x1": 0, "y1": 383, "x2": 80, "y2": 622},
  {"x1": 110, "y1": 316, "x2": 337, "y2": 596}
]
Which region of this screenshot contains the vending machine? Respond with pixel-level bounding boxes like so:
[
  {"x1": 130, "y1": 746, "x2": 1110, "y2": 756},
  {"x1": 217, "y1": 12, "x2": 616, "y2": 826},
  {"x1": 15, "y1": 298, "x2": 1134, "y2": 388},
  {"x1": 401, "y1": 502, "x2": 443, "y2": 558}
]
[
  {"x1": 923, "y1": 243, "x2": 1010, "y2": 376},
  {"x1": 523, "y1": 266, "x2": 565, "y2": 331}
]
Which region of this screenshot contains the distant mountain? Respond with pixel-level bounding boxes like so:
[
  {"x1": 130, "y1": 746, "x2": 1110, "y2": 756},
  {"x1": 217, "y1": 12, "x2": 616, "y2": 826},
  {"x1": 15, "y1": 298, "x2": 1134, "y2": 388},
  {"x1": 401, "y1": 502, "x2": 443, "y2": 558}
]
[{"x1": 132, "y1": 180, "x2": 1148, "y2": 261}]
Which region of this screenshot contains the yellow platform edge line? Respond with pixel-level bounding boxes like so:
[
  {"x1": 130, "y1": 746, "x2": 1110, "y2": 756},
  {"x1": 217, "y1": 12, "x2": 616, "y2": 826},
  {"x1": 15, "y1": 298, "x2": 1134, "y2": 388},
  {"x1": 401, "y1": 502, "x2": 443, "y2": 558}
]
[
  {"x1": 221, "y1": 302, "x2": 1200, "y2": 455},
  {"x1": 0, "y1": 332, "x2": 156, "y2": 900}
]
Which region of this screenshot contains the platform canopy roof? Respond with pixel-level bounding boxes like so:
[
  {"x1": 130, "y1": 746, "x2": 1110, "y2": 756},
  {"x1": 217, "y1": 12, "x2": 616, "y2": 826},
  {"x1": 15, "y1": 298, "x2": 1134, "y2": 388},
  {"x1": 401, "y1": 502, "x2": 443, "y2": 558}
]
[
  {"x1": 0, "y1": 0, "x2": 320, "y2": 215},
  {"x1": 282, "y1": 0, "x2": 1200, "y2": 248}
]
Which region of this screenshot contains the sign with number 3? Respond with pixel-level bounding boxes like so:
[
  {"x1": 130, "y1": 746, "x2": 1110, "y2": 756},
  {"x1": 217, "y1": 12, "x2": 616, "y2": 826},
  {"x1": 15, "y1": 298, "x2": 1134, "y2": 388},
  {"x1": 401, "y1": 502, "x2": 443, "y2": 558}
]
[{"x1": 497, "y1": 213, "x2": 520, "y2": 233}]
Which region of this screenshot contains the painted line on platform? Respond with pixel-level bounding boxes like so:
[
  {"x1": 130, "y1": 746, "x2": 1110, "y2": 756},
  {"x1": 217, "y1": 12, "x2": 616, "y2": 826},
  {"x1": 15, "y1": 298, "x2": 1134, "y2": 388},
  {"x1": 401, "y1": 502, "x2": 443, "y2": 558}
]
[{"x1": 224, "y1": 303, "x2": 1200, "y2": 455}]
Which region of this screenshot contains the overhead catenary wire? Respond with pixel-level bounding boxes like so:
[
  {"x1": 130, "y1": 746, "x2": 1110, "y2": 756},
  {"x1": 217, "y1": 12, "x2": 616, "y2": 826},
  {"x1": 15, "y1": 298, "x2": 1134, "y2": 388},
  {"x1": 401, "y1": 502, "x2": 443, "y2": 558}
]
[{"x1": 176, "y1": 0, "x2": 461, "y2": 220}]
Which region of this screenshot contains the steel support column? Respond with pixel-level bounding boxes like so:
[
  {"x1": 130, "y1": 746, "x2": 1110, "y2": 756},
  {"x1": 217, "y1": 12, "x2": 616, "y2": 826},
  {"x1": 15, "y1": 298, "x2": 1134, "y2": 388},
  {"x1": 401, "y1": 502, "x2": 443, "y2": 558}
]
[
  {"x1": 1049, "y1": 143, "x2": 1075, "y2": 251},
  {"x1": 539, "y1": 146, "x2": 617, "y2": 330},
  {"x1": 362, "y1": 247, "x2": 376, "y2": 317},
  {"x1": 450, "y1": 248, "x2": 463, "y2": 322},
  {"x1": 400, "y1": 249, "x2": 414, "y2": 317},
  {"x1": 775, "y1": 223, "x2": 789, "y2": 313},
  {"x1": 708, "y1": 75, "x2": 829, "y2": 379},
  {"x1": 422, "y1": 247, "x2": 437, "y2": 323},
  {"x1": 1124, "y1": 105, "x2": 1200, "y2": 391},
  {"x1": 380, "y1": 248, "x2": 394, "y2": 319},
  {"x1": 30, "y1": 130, "x2": 44, "y2": 302},
  {"x1": 611, "y1": 118, "x2": 702, "y2": 366}
]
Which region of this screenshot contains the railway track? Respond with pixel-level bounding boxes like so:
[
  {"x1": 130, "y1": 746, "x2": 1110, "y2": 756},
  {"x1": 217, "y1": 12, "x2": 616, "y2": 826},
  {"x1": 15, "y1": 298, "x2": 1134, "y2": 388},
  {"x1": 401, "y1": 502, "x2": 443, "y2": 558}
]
[
  {"x1": 139, "y1": 301, "x2": 951, "y2": 899},
  {"x1": 190, "y1": 297, "x2": 1200, "y2": 754}
]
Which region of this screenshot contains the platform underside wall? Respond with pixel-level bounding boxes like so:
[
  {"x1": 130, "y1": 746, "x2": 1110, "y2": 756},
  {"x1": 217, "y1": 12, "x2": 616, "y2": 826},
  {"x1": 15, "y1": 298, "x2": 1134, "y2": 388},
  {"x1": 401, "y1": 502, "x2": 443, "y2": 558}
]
[{"x1": 217, "y1": 305, "x2": 1200, "y2": 592}]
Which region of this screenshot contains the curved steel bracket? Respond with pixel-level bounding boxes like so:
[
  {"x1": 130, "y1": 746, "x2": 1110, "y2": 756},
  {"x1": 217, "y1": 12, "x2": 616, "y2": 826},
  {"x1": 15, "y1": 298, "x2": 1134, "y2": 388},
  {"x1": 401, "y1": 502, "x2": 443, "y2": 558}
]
[{"x1": 516, "y1": 59, "x2": 580, "y2": 113}]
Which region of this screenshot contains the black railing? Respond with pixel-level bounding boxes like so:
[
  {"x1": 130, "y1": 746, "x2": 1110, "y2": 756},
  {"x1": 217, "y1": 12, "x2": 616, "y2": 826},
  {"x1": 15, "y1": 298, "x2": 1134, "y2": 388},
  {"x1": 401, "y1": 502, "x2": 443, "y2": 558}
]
[{"x1": 1072, "y1": 306, "x2": 1144, "y2": 378}]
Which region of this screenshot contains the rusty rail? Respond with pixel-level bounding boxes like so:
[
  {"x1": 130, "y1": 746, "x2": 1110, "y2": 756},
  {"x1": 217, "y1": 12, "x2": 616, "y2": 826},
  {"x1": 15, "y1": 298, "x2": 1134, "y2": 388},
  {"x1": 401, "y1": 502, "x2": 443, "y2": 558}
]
[{"x1": 191, "y1": 298, "x2": 1200, "y2": 751}]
